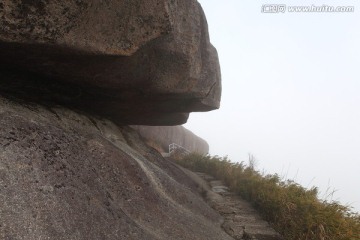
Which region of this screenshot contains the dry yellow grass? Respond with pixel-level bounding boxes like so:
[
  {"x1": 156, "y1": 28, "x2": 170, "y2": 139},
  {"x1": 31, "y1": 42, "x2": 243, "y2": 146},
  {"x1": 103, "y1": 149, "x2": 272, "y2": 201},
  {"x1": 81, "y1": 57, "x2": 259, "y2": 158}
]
[{"x1": 174, "y1": 153, "x2": 360, "y2": 240}]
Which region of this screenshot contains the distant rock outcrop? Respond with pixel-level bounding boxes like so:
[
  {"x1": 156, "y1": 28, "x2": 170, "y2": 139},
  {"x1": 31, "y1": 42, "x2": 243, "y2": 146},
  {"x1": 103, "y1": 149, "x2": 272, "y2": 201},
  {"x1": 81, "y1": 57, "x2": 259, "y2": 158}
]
[
  {"x1": 0, "y1": 0, "x2": 221, "y2": 125},
  {"x1": 0, "y1": 96, "x2": 231, "y2": 240},
  {"x1": 132, "y1": 125, "x2": 209, "y2": 154}
]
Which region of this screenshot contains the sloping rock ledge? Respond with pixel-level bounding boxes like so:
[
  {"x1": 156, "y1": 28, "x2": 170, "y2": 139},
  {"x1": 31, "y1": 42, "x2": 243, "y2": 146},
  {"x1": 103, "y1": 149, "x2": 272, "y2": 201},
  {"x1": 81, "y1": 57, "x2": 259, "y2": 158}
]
[{"x1": 0, "y1": 96, "x2": 231, "y2": 240}]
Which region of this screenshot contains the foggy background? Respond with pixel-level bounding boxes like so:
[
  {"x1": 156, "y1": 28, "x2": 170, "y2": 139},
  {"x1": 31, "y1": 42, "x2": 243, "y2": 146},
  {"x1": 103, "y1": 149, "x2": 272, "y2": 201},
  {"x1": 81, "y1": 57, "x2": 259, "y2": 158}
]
[{"x1": 185, "y1": 0, "x2": 360, "y2": 212}]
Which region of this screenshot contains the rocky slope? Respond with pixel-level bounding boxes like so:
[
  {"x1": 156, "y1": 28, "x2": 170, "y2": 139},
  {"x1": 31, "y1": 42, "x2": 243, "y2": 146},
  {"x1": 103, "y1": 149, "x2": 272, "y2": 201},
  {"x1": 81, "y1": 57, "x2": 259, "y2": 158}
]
[
  {"x1": 0, "y1": 96, "x2": 231, "y2": 240},
  {"x1": 132, "y1": 125, "x2": 209, "y2": 154},
  {"x1": 0, "y1": 1, "x2": 225, "y2": 239}
]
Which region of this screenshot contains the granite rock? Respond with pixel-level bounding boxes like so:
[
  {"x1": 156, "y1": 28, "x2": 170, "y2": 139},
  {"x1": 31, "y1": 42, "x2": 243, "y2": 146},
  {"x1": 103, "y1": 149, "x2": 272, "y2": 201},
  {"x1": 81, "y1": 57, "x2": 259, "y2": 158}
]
[
  {"x1": 0, "y1": 0, "x2": 221, "y2": 125},
  {"x1": 132, "y1": 125, "x2": 209, "y2": 154},
  {"x1": 0, "y1": 96, "x2": 231, "y2": 240}
]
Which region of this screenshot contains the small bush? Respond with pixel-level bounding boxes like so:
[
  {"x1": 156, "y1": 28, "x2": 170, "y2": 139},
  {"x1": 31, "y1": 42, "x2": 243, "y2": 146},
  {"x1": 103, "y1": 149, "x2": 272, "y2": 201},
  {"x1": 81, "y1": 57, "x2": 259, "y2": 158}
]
[{"x1": 173, "y1": 153, "x2": 360, "y2": 240}]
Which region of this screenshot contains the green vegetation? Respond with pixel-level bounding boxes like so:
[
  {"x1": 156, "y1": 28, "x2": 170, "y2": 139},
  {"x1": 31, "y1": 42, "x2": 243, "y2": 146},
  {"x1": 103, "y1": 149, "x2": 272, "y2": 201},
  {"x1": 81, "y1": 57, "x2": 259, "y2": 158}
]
[{"x1": 173, "y1": 153, "x2": 360, "y2": 240}]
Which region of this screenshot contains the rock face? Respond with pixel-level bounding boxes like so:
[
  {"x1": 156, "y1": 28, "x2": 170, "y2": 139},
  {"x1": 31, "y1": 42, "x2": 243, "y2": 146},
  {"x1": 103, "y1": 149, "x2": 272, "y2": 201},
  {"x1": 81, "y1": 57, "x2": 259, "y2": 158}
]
[
  {"x1": 0, "y1": 96, "x2": 231, "y2": 240},
  {"x1": 132, "y1": 125, "x2": 209, "y2": 154},
  {"x1": 0, "y1": 1, "x2": 224, "y2": 238},
  {"x1": 0, "y1": 0, "x2": 221, "y2": 125}
]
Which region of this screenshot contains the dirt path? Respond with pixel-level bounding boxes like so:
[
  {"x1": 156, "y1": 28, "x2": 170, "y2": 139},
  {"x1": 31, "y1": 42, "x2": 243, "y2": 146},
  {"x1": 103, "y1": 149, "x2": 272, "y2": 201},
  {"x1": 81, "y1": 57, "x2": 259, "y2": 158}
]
[{"x1": 196, "y1": 172, "x2": 283, "y2": 240}]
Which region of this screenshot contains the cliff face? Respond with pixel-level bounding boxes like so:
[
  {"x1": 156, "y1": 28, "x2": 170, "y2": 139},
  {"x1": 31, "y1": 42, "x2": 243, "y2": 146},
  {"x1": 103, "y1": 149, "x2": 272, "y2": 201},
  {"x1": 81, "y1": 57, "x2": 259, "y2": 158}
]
[
  {"x1": 132, "y1": 125, "x2": 209, "y2": 154},
  {"x1": 0, "y1": 1, "x2": 223, "y2": 239},
  {"x1": 0, "y1": 96, "x2": 230, "y2": 240},
  {"x1": 0, "y1": 0, "x2": 221, "y2": 125}
]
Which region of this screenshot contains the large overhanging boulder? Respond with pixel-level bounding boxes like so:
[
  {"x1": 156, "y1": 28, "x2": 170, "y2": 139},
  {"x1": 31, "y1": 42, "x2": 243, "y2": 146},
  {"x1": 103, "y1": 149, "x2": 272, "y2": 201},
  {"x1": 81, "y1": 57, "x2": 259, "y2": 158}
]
[{"x1": 0, "y1": 0, "x2": 221, "y2": 125}]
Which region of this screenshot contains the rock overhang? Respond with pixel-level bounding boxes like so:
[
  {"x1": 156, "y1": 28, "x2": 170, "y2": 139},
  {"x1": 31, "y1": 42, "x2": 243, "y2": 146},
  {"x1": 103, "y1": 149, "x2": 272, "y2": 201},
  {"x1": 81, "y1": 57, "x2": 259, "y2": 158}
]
[{"x1": 0, "y1": 0, "x2": 221, "y2": 125}]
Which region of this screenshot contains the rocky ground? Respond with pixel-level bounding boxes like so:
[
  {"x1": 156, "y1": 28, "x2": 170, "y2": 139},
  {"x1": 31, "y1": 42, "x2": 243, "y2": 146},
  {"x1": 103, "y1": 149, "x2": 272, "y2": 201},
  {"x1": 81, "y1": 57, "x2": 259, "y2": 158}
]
[
  {"x1": 0, "y1": 97, "x2": 233, "y2": 240},
  {"x1": 195, "y1": 172, "x2": 283, "y2": 240},
  {"x1": 0, "y1": 94, "x2": 282, "y2": 240}
]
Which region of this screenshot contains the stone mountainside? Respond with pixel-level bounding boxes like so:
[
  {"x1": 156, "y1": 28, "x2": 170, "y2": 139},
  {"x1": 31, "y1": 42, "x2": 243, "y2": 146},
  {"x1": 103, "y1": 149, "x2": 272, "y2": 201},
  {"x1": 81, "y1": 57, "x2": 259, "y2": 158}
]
[
  {"x1": 0, "y1": 1, "x2": 224, "y2": 239},
  {"x1": 0, "y1": 0, "x2": 221, "y2": 125},
  {"x1": 132, "y1": 125, "x2": 209, "y2": 154},
  {"x1": 0, "y1": 97, "x2": 232, "y2": 240}
]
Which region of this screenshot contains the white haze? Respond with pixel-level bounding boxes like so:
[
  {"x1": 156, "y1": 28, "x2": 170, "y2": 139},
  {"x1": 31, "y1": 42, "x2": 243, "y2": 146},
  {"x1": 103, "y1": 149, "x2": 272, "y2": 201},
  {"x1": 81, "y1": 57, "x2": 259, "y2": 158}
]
[{"x1": 185, "y1": 0, "x2": 360, "y2": 212}]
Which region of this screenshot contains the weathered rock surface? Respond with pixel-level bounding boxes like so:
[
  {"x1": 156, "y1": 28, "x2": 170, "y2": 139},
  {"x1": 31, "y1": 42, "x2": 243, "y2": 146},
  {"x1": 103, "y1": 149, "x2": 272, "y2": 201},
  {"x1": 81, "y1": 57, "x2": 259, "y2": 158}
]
[
  {"x1": 132, "y1": 125, "x2": 209, "y2": 154},
  {"x1": 0, "y1": 0, "x2": 221, "y2": 125},
  {"x1": 0, "y1": 96, "x2": 231, "y2": 240}
]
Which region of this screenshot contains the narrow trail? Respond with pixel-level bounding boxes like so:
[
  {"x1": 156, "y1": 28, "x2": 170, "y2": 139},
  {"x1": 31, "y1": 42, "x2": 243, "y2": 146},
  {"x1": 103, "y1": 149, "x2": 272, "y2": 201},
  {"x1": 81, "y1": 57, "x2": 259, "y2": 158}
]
[{"x1": 196, "y1": 172, "x2": 283, "y2": 240}]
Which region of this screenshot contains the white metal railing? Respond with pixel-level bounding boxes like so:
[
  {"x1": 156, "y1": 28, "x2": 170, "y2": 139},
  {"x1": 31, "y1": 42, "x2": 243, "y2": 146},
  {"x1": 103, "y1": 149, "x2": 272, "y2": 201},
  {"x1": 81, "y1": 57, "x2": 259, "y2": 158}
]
[{"x1": 168, "y1": 143, "x2": 191, "y2": 156}]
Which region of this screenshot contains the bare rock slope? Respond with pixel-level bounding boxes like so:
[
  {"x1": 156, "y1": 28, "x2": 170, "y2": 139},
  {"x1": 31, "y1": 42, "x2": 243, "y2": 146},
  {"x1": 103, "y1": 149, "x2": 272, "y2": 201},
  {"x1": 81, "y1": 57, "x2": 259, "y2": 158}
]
[
  {"x1": 0, "y1": 1, "x2": 225, "y2": 239},
  {"x1": 0, "y1": 0, "x2": 221, "y2": 125},
  {"x1": 0, "y1": 96, "x2": 231, "y2": 240}
]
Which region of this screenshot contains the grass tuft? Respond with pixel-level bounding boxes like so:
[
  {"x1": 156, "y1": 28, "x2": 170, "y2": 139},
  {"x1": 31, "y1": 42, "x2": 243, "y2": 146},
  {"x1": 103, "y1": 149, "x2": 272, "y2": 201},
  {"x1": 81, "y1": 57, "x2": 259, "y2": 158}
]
[{"x1": 173, "y1": 153, "x2": 360, "y2": 240}]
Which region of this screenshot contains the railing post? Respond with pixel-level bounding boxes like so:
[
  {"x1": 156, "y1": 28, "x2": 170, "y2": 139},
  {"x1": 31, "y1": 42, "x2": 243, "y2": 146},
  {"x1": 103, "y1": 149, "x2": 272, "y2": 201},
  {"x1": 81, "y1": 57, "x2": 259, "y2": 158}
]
[{"x1": 168, "y1": 143, "x2": 190, "y2": 156}]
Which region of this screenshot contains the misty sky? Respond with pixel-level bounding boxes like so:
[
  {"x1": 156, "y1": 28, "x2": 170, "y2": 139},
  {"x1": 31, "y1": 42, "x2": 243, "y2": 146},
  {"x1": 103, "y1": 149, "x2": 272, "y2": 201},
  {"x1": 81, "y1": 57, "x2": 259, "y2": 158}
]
[{"x1": 185, "y1": 0, "x2": 360, "y2": 212}]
